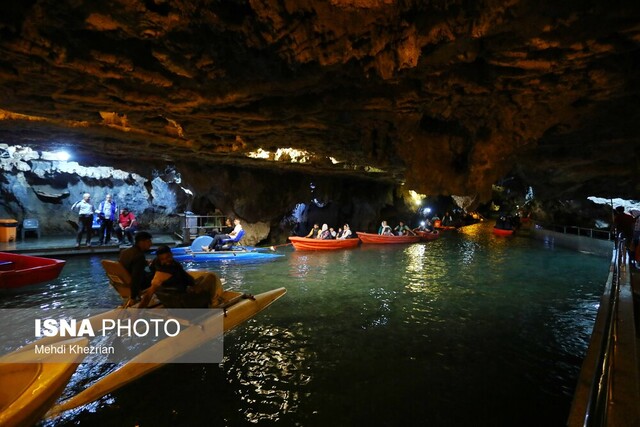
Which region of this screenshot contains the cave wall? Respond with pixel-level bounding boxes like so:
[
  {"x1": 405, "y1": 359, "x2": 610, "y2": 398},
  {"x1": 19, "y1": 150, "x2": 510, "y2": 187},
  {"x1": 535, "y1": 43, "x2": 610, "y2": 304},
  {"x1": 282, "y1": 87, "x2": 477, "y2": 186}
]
[{"x1": 0, "y1": 145, "x2": 409, "y2": 244}]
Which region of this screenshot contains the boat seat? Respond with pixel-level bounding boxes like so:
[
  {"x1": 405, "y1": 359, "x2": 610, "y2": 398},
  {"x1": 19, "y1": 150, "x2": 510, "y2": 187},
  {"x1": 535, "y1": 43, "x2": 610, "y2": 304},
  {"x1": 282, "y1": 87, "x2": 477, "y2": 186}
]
[
  {"x1": 0, "y1": 261, "x2": 14, "y2": 271},
  {"x1": 220, "y1": 229, "x2": 245, "y2": 250},
  {"x1": 101, "y1": 260, "x2": 132, "y2": 301},
  {"x1": 21, "y1": 218, "x2": 40, "y2": 240}
]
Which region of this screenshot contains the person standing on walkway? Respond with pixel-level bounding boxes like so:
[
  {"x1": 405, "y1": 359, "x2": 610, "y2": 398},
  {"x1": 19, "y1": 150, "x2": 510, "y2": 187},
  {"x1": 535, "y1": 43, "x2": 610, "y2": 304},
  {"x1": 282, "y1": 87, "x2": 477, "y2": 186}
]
[
  {"x1": 71, "y1": 193, "x2": 94, "y2": 248},
  {"x1": 96, "y1": 194, "x2": 118, "y2": 245}
]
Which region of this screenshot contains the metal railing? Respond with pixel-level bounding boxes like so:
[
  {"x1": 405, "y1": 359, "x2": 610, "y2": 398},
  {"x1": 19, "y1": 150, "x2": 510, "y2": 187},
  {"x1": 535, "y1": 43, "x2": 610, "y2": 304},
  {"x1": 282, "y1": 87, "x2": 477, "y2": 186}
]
[
  {"x1": 538, "y1": 223, "x2": 613, "y2": 241},
  {"x1": 176, "y1": 214, "x2": 227, "y2": 244},
  {"x1": 567, "y1": 237, "x2": 640, "y2": 426}
]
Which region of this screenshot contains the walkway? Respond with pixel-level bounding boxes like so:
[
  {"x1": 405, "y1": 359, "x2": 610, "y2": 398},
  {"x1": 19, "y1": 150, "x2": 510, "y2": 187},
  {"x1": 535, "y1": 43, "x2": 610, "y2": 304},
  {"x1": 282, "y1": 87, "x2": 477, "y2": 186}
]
[{"x1": 0, "y1": 233, "x2": 180, "y2": 257}]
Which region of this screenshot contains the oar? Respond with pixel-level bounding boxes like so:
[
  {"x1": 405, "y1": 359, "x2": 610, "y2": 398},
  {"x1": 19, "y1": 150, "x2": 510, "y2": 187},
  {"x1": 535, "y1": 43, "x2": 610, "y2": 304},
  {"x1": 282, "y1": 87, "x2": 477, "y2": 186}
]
[
  {"x1": 268, "y1": 242, "x2": 292, "y2": 251},
  {"x1": 252, "y1": 242, "x2": 292, "y2": 252}
]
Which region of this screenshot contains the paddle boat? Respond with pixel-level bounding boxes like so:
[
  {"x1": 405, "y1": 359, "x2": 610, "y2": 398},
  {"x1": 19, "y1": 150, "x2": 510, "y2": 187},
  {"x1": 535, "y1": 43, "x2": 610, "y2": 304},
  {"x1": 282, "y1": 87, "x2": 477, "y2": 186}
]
[
  {"x1": 171, "y1": 236, "x2": 284, "y2": 263},
  {"x1": 16, "y1": 260, "x2": 287, "y2": 419},
  {"x1": 288, "y1": 236, "x2": 360, "y2": 250},
  {"x1": 0, "y1": 252, "x2": 65, "y2": 289},
  {"x1": 414, "y1": 230, "x2": 440, "y2": 241},
  {"x1": 357, "y1": 232, "x2": 421, "y2": 244},
  {"x1": 0, "y1": 337, "x2": 89, "y2": 427}
]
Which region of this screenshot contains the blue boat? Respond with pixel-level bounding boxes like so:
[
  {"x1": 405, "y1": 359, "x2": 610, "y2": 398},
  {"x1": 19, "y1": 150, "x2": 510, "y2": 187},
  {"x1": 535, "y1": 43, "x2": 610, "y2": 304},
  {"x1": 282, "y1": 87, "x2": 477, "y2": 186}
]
[{"x1": 171, "y1": 236, "x2": 284, "y2": 263}]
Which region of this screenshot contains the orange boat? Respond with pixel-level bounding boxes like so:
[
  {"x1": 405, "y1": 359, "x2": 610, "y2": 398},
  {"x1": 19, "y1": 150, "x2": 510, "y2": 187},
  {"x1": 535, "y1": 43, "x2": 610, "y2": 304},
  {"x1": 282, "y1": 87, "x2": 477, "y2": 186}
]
[
  {"x1": 492, "y1": 227, "x2": 515, "y2": 237},
  {"x1": 357, "y1": 232, "x2": 421, "y2": 244},
  {"x1": 288, "y1": 236, "x2": 360, "y2": 251},
  {"x1": 415, "y1": 230, "x2": 440, "y2": 241}
]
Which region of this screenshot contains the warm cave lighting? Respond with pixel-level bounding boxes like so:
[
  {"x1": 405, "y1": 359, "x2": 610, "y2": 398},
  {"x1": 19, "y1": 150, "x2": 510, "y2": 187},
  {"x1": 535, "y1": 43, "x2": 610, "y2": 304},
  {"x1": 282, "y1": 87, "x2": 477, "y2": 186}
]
[
  {"x1": 408, "y1": 190, "x2": 426, "y2": 206},
  {"x1": 246, "y1": 147, "x2": 310, "y2": 163}
]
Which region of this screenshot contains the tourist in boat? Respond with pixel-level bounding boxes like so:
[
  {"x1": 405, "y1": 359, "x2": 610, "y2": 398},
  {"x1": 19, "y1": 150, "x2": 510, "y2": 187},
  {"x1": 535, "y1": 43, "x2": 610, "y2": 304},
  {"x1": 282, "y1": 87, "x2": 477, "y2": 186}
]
[
  {"x1": 329, "y1": 227, "x2": 337, "y2": 239},
  {"x1": 142, "y1": 245, "x2": 224, "y2": 308},
  {"x1": 96, "y1": 194, "x2": 118, "y2": 245},
  {"x1": 305, "y1": 223, "x2": 320, "y2": 238},
  {"x1": 442, "y1": 212, "x2": 453, "y2": 226},
  {"x1": 394, "y1": 220, "x2": 415, "y2": 236},
  {"x1": 205, "y1": 218, "x2": 242, "y2": 251},
  {"x1": 378, "y1": 221, "x2": 393, "y2": 236},
  {"x1": 495, "y1": 214, "x2": 514, "y2": 230},
  {"x1": 318, "y1": 224, "x2": 332, "y2": 239},
  {"x1": 119, "y1": 231, "x2": 153, "y2": 300},
  {"x1": 337, "y1": 224, "x2": 352, "y2": 239},
  {"x1": 208, "y1": 217, "x2": 233, "y2": 238},
  {"x1": 116, "y1": 207, "x2": 137, "y2": 245},
  {"x1": 70, "y1": 192, "x2": 95, "y2": 248}
]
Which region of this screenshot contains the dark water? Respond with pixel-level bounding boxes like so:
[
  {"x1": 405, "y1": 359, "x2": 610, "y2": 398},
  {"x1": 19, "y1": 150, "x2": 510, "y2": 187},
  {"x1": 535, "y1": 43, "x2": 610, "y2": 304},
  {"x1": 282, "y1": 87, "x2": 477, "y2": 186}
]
[{"x1": 1, "y1": 223, "x2": 608, "y2": 426}]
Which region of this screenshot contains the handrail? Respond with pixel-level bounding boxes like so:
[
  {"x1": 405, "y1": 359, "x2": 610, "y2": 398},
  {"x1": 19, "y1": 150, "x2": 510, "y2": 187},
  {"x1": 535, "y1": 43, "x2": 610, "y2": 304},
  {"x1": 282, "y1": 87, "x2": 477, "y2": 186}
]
[
  {"x1": 536, "y1": 223, "x2": 613, "y2": 241},
  {"x1": 568, "y1": 236, "x2": 640, "y2": 426}
]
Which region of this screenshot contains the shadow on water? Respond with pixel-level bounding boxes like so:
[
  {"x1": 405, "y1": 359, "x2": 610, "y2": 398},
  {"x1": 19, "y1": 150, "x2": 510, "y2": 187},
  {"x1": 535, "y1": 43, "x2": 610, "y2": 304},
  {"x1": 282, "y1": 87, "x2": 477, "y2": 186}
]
[{"x1": 15, "y1": 223, "x2": 608, "y2": 427}]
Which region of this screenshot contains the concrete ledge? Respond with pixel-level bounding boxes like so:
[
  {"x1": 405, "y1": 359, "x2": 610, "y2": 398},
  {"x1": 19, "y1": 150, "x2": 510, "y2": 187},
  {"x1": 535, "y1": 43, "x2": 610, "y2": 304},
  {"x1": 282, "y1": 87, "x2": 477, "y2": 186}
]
[{"x1": 531, "y1": 228, "x2": 613, "y2": 258}]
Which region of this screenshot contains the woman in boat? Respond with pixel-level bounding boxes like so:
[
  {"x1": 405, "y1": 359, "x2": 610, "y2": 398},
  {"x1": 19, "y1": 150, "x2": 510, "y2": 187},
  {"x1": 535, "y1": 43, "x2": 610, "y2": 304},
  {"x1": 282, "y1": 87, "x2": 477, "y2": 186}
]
[
  {"x1": 318, "y1": 224, "x2": 332, "y2": 239},
  {"x1": 378, "y1": 221, "x2": 393, "y2": 236},
  {"x1": 337, "y1": 224, "x2": 352, "y2": 239}
]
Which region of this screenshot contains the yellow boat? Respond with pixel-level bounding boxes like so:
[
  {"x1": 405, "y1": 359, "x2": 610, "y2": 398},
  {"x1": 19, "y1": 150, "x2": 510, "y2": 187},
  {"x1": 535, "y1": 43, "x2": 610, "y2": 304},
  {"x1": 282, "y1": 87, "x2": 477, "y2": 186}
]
[
  {"x1": 45, "y1": 286, "x2": 286, "y2": 418},
  {"x1": 0, "y1": 337, "x2": 89, "y2": 427}
]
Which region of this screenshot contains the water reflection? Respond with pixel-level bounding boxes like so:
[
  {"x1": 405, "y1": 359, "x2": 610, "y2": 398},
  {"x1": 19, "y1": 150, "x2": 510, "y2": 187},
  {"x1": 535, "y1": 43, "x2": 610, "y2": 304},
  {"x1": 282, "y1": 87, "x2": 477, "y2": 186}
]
[
  {"x1": 1, "y1": 225, "x2": 610, "y2": 427},
  {"x1": 226, "y1": 322, "x2": 313, "y2": 424}
]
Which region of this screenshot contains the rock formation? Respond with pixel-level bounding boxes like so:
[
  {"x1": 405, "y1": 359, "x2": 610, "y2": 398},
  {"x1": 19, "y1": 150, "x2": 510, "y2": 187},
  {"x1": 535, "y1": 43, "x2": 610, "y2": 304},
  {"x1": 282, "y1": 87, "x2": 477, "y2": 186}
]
[{"x1": 0, "y1": 0, "x2": 638, "y2": 210}]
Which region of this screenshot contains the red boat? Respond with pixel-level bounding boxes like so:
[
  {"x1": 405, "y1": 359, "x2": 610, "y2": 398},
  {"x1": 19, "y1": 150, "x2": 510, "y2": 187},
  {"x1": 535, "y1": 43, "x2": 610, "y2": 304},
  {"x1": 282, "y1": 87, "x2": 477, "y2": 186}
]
[
  {"x1": 492, "y1": 227, "x2": 515, "y2": 237},
  {"x1": 357, "y1": 232, "x2": 422, "y2": 244},
  {"x1": 288, "y1": 236, "x2": 360, "y2": 251},
  {"x1": 0, "y1": 252, "x2": 66, "y2": 289},
  {"x1": 415, "y1": 230, "x2": 440, "y2": 241}
]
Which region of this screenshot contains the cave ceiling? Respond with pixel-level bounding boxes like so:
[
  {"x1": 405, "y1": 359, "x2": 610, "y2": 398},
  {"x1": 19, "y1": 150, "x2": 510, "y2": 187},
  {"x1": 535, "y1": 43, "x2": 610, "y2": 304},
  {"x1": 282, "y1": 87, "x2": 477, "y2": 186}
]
[{"x1": 0, "y1": 0, "x2": 639, "y2": 202}]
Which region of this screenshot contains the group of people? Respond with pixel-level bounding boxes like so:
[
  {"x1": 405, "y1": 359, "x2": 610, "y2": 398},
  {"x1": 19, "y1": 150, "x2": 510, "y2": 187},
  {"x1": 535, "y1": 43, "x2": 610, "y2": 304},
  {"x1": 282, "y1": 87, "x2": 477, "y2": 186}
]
[
  {"x1": 613, "y1": 206, "x2": 640, "y2": 264},
  {"x1": 70, "y1": 193, "x2": 137, "y2": 248},
  {"x1": 378, "y1": 220, "x2": 416, "y2": 236},
  {"x1": 305, "y1": 223, "x2": 353, "y2": 239},
  {"x1": 118, "y1": 231, "x2": 223, "y2": 308}
]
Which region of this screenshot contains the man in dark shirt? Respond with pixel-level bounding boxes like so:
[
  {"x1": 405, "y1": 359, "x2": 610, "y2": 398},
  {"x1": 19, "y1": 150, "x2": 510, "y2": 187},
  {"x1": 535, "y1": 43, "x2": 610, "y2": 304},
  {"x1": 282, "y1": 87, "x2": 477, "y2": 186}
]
[
  {"x1": 118, "y1": 231, "x2": 153, "y2": 299},
  {"x1": 146, "y1": 245, "x2": 224, "y2": 308}
]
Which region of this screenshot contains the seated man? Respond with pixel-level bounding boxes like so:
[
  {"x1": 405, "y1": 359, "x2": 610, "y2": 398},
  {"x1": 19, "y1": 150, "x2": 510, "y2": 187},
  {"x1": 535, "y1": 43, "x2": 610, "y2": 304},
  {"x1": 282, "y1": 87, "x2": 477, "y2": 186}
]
[
  {"x1": 116, "y1": 207, "x2": 137, "y2": 245},
  {"x1": 118, "y1": 231, "x2": 154, "y2": 300},
  {"x1": 204, "y1": 218, "x2": 243, "y2": 251},
  {"x1": 145, "y1": 245, "x2": 224, "y2": 308},
  {"x1": 394, "y1": 220, "x2": 415, "y2": 236},
  {"x1": 305, "y1": 223, "x2": 320, "y2": 238}
]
